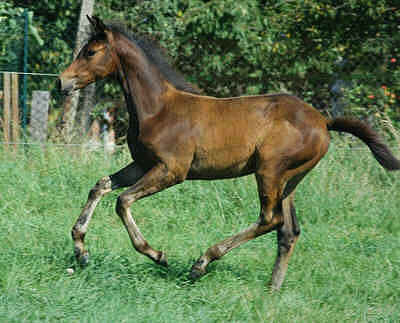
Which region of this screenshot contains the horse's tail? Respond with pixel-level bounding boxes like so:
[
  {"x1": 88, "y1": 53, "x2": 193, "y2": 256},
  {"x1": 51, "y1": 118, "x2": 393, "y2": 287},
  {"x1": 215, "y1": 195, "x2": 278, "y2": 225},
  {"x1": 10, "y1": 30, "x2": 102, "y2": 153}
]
[{"x1": 327, "y1": 117, "x2": 400, "y2": 171}]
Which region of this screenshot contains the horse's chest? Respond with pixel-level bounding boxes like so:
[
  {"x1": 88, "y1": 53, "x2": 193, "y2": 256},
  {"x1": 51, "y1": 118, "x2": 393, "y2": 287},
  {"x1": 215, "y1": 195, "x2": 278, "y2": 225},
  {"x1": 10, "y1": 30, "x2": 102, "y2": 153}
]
[{"x1": 126, "y1": 134, "x2": 158, "y2": 167}]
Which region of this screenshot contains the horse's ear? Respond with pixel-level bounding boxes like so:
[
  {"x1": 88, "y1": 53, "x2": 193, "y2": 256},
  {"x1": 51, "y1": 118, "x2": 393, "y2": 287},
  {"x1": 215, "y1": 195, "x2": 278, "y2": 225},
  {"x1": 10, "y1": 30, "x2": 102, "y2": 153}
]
[
  {"x1": 87, "y1": 15, "x2": 95, "y2": 26},
  {"x1": 87, "y1": 15, "x2": 107, "y2": 34}
]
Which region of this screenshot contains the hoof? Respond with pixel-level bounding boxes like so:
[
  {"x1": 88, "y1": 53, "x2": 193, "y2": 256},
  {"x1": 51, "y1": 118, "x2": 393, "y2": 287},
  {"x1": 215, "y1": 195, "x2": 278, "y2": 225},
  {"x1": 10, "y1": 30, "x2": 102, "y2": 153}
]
[
  {"x1": 79, "y1": 252, "x2": 89, "y2": 267},
  {"x1": 189, "y1": 262, "x2": 207, "y2": 281},
  {"x1": 75, "y1": 248, "x2": 89, "y2": 267},
  {"x1": 157, "y1": 252, "x2": 168, "y2": 267},
  {"x1": 268, "y1": 280, "x2": 283, "y2": 292}
]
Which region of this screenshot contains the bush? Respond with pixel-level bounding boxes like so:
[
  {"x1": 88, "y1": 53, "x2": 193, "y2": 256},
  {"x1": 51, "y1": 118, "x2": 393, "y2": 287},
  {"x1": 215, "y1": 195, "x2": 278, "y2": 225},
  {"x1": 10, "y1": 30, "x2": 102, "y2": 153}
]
[{"x1": 2, "y1": 0, "x2": 398, "y2": 140}]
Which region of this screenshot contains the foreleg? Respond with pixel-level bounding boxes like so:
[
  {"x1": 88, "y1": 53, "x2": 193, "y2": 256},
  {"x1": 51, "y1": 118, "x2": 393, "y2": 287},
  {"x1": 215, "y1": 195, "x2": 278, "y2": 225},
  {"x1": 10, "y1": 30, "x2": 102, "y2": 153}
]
[
  {"x1": 115, "y1": 163, "x2": 180, "y2": 266},
  {"x1": 72, "y1": 162, "x2": 145, "y2": 265}
]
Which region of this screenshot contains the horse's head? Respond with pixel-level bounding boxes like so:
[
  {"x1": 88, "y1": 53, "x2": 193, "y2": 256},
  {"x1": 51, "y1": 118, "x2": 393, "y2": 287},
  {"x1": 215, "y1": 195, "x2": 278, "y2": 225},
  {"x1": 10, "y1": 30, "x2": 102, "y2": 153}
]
[{"x1": 58, "y1": 16, "x2": 117, "y2": 94}]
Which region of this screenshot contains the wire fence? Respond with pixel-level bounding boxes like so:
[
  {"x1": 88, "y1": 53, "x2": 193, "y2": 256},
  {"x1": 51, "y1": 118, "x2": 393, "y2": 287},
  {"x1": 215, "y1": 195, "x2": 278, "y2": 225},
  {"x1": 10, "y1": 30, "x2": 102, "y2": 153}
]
[
  {"x1": 0, "y1": 70, "x2": 121, "y2": 152},
  {"x1": 1, "y1": 71, "x2": 399, "y2": 156},
  {"x1": 0, "y1": 140, "x2": 399, "y2": 152},
  {"x1": 0, "y1": 71, "x2": 58, "y2": 77}
]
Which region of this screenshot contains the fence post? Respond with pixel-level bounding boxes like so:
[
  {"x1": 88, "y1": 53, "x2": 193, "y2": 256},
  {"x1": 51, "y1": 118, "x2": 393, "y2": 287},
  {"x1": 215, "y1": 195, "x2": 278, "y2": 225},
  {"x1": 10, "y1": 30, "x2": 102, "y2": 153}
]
[
  {"x1": 30, "y1": 91, "x2": 50, "y2": 143},
  {"x1": 11, "y1": 73, "x2": 20, "y2": 150},
  {"x1": 87, "y1": 119, "x2": 101, "y2": 149},
  {"x1": 61, "y1": 0, "x2": 94, "y2": 141},
  {"x1": 103, "y1": 108, "x2": 115, "y2": 153},
  {"x1": 3, "y1": 73, "x2": 11, "y2": 150},
  {"x1": 22, "y1": 8, "x2": 29, "y2": 129}
]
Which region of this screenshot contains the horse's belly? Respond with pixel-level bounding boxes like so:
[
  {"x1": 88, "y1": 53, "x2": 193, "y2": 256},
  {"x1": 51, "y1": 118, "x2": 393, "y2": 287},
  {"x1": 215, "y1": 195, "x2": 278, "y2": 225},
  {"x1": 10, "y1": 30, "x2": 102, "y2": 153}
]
[{"x1": 187, "y1": 147, "x2": 256, "y2": 180}]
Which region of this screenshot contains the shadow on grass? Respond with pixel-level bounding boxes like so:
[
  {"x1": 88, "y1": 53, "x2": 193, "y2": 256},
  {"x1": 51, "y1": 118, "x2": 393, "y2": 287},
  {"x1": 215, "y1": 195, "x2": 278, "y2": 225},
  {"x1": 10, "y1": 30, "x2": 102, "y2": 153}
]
[
  {"x1": 33, "y1": 236, "x2": 266, "y2": 289},
  {"x1": 55, "y1": 245, "x2": 259, "y2": 287}
]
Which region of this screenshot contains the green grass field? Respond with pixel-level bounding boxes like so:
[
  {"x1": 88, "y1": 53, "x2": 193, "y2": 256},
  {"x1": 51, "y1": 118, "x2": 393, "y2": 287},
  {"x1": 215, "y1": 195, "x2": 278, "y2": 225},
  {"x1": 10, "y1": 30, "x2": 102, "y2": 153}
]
[{"x1": 0, "y1": 142, "x2": 399, "y2": 322}]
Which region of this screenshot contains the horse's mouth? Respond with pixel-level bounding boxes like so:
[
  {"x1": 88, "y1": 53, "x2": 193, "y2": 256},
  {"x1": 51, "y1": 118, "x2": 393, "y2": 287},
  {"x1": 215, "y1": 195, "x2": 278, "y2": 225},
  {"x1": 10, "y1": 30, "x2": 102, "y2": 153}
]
[{"x1": 57, "y1": 77, "x2": 78, "y2": 95}]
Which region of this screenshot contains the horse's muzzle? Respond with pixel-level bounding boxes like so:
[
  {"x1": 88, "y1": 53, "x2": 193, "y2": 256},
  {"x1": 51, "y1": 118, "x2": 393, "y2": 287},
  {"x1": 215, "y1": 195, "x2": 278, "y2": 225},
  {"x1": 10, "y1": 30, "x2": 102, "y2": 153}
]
[{"x1": 57, "y1": 77, "x2": 76, "y2": 95}]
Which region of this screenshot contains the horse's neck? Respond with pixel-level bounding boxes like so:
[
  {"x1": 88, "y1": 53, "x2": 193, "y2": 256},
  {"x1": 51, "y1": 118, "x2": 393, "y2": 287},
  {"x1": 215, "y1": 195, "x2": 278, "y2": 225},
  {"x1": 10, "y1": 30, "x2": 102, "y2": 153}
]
[{"x1": 115, "y1": 40, "x2": 167, "y2": 124}]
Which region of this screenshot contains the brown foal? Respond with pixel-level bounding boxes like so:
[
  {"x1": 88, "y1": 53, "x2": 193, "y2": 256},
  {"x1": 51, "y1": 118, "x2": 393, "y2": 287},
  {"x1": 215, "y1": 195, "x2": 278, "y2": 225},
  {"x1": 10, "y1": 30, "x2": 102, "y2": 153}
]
[{"x1": 58, "y1": 16, "x2": 400, "y2": 290}]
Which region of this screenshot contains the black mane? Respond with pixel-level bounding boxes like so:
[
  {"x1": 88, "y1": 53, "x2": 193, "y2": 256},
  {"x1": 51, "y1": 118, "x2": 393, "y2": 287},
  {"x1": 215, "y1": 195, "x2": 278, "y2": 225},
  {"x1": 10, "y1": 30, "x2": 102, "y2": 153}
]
[{"x1": 89, "y1": 22, "x2": 200, "y2": 95}]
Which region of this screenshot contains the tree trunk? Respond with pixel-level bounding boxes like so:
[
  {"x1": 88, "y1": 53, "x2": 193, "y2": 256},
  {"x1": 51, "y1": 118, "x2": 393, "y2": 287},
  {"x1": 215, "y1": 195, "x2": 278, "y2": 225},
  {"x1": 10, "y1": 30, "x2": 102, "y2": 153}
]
[
  {"x1": 61, "y1": 0, "x2": 95, "y2": 142},
  {"x1": 79, "y1": 83, "x2": 96, "y2": 135}
]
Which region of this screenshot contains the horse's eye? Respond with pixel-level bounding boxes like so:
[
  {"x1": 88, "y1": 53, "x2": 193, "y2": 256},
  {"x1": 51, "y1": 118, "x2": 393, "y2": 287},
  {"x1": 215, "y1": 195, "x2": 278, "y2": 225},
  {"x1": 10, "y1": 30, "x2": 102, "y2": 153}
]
[{"x1": 87, "y1": 50, "x2": 96, "y2": 57}]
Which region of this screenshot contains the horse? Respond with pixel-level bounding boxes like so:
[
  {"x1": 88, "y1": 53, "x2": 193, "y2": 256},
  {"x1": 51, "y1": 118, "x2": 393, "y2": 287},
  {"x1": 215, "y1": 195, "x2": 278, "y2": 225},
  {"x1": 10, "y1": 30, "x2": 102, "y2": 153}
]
[{"x1": 58, "y1": 16, "x2": 400, "y2": 290}]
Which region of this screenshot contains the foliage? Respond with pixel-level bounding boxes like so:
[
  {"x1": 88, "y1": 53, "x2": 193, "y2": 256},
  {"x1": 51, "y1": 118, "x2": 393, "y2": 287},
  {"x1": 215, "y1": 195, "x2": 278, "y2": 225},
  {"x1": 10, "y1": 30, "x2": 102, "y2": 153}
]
[
  {"x1": 1, "y1": 1, "x2": 81, "y2": 130},
  {"x1": 6, "y1": 0, "x2": 80, "y2": 73},
  {"x1": 0, "y1": 3, "x2": 27, "y2": 72},
  {"x1": 1, "y1": 0, "x2": 399, "y2": 138},
  {"x1": 97, "y1": 0, "x2": 400, "y2": 127}
]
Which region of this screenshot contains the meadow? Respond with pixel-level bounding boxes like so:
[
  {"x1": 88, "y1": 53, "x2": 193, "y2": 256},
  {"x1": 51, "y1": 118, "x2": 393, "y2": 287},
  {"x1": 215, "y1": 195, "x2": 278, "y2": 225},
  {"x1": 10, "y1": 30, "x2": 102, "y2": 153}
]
[{"x1": 0, "y1": 140, "x2": 399, "y2": 322}]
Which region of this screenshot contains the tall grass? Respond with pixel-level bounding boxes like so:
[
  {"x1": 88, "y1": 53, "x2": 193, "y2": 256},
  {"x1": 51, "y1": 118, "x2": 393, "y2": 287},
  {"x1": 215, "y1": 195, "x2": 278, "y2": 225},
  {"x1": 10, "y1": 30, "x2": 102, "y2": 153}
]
[{"x1": 0, "y1": 143, "x2": 399, "y2": 322}]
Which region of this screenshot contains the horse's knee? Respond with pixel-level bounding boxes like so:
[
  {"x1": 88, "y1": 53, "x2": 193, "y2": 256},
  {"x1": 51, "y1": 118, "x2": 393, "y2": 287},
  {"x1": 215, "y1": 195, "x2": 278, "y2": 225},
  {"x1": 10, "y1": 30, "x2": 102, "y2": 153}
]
[{"x1": 88, "y1": 176, "x2": 112, "y2": 199}]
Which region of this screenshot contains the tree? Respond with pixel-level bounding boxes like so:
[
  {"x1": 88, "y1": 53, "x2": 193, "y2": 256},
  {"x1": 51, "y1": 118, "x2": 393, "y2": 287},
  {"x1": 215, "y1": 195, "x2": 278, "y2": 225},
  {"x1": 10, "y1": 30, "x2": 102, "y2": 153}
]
[
  {"x1": 94, "y1": 0, "x2": 398, "y2": 137},
  {"x1": 3, "y1": 0, "x2": 399, "y2": 143},
  {"x1": 61, "y1": 0, "x2": 95, "y2": 142}
]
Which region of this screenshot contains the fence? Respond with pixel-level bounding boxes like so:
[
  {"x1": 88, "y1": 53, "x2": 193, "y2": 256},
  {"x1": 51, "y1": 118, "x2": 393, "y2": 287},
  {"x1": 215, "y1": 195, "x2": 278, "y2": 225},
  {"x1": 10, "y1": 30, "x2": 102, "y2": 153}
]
[
  {"x1": 0, "y1": 71, "x2": 119, "y2": 153},
  {"x1": 0, "y1": 4, "x2": 119, "y2": 151},
  {"x1": 0, "y1": 4, "x2": 116, "y2": 152}
]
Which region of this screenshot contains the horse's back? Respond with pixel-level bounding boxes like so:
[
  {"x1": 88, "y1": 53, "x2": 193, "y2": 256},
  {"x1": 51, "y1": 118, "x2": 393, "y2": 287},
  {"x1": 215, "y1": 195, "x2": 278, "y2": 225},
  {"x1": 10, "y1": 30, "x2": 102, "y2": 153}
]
[{"x1": 183, "y1": 92, "x2": 329, "y2": 180}]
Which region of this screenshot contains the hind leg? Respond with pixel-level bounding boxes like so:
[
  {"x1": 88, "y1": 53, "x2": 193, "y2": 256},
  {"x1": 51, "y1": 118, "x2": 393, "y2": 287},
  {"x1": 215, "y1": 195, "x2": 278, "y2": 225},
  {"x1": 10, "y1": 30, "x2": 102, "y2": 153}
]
[
  {"x1": 268, "y1": 167, "x2": 316, "y2": 289},
  {"x1": 255, "y1": 170, "x2": 301, "y2": 290},
  {"x1": 190, "y1": 214, "x2": 283, "y2": 279},
  {"x1": 190, "y1": 169, "x2": 284, "y2": 279},
  {"x1": 269, "y1": 193, "x2": 300, "y2": 290}
]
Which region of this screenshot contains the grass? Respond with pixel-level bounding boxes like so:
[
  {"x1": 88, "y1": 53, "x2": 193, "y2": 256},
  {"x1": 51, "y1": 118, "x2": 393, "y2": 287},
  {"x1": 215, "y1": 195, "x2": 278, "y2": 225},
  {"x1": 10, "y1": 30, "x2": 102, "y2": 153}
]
[{"x1": 0, "y1": 142, "x2": 399, "y2": 322}]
